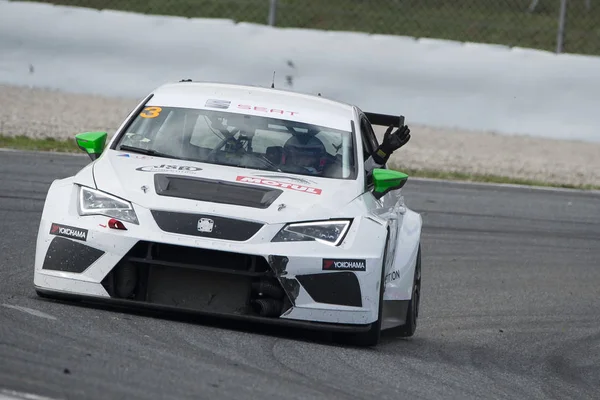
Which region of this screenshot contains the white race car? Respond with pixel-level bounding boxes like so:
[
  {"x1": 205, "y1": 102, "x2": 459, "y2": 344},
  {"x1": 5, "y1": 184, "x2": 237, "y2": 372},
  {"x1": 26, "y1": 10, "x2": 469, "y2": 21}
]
[{"x1": 34, "y1": 81, "x2": 422, "y2": 346}]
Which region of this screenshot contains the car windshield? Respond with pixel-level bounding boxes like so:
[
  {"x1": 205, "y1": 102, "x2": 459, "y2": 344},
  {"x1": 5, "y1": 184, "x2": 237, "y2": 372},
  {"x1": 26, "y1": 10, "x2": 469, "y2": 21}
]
[{"x1": 115, "y1": 106, "x2": 357, "y2": 179}]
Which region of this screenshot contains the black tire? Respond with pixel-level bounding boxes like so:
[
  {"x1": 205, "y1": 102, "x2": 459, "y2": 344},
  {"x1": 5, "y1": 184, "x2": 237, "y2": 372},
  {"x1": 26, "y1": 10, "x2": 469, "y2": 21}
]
[
  {"x1": 338, "y1": 232, "x2": 390, "y2": 347},
  {"x1": 394, "y1": 244, "x2": 421, "y2": 337}
]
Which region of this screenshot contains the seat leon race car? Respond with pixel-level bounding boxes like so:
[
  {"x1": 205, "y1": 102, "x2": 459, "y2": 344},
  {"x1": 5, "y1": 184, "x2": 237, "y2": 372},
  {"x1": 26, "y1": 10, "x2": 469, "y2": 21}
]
[{"x1": 33, "y1": 80, "x2": 423, "y2": 346}]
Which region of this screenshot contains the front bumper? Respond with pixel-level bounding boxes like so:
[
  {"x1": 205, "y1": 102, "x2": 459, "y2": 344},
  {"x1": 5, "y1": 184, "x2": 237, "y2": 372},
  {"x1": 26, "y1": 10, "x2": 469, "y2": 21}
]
[{"x1": 34, "y1": 185, "x2": 388, "y2": 328}]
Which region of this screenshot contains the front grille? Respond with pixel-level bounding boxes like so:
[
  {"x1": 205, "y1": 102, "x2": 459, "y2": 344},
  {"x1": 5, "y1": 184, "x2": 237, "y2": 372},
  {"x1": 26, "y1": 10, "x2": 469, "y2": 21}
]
[
  {"x1": 101, "y1": 241, "x2": 292, "y2": 318},
  {"x1": 151, "y1": 210, "x2": 263, "y2": 241},
  {"x1": 122, "y1": 241, "x2": 272, "y2": 275}
]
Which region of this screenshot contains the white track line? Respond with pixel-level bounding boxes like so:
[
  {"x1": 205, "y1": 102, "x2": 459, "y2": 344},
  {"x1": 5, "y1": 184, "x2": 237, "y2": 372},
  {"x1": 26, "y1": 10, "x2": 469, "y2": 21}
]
[
  {"x1": 2, "y1": 304, "x2": 57, "y2": 321},
  {"x1": 0, "y1": 389, "x2": 59, "y2": 400}
]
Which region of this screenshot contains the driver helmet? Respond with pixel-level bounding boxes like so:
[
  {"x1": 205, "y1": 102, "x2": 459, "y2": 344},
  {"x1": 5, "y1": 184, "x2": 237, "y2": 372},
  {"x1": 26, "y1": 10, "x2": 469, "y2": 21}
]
[{"x1": 283, "y1": 134, "x2": 327, "y2": 174}]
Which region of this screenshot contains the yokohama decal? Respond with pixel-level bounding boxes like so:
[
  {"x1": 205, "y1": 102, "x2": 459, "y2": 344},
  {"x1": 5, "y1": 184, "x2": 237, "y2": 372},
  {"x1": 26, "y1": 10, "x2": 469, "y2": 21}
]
[
  {"x1": 236, "y1": 176, "x2": 322, "y2": 195},
  {"x1": 322, "y1": 259, "x2": 366, "y2": 272},
  {"x1": 49, "y1": 223, "x2": 88, "y2": 241}
]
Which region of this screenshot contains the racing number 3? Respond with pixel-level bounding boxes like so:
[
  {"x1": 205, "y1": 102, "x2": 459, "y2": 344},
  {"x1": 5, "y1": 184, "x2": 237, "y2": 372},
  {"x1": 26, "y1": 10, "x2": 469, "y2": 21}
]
[{"x1": 139, "y1": 106, "x2": 162, "y2": 119}]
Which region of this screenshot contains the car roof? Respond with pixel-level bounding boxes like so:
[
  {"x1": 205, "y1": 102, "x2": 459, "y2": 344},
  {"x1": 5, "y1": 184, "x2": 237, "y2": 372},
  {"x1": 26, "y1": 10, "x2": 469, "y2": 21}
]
[{"x1": 146, "y1": 81, "x2": 357, "y2": 131}]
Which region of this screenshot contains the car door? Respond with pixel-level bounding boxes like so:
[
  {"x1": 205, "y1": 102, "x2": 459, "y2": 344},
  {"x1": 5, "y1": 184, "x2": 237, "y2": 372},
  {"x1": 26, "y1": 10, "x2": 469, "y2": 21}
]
[{"x1": 358, "y1": 114, "x2": 401, "y2": 275}]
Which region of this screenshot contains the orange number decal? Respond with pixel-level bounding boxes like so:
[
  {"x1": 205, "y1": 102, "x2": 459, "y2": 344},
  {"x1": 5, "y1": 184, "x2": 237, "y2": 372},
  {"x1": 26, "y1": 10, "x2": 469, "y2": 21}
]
[{"x1": 139, "y1": 106, "x2": 162, "y2": 119}]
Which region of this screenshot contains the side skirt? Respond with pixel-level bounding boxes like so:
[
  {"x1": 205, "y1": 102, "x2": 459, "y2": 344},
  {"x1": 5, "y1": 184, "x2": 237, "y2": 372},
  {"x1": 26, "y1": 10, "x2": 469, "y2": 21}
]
[{"x1": 381, "y1": 299, "x2": 409, "y2": 330}]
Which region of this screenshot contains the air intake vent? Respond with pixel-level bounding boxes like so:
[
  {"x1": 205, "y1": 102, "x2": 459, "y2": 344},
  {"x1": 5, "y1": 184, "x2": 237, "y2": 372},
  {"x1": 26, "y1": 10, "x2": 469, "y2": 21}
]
[{"x1": 154, "y1": 174, "x2": 282, "y2": 209}]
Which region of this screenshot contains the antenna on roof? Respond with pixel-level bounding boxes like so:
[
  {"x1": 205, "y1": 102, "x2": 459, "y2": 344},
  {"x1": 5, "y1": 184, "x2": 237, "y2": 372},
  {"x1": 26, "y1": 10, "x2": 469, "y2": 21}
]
[{"x1": 271, "y1": 71, "x2": 276, "y2": 88}]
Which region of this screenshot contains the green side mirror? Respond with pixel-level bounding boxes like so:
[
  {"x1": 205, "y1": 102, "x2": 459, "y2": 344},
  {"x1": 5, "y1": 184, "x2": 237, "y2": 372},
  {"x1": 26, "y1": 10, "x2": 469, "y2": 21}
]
[
  {"x1": 75, "y1": 132, "x2": 107, "y2": 161},
  {"x1": 372, "y1": 168, "x2": 409, "y2": 199}
]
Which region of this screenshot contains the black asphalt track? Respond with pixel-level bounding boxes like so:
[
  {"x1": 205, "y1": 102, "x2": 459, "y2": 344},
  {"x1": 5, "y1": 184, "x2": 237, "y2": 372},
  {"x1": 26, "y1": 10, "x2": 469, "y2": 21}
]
[{"x1": 1, "y1": 150, "x2": 599, "y2": 400}]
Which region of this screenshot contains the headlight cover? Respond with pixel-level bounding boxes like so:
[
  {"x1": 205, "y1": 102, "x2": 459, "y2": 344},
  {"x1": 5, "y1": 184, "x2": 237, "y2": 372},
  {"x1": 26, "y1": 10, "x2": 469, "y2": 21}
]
[
  {"x1": 271, "y1": 220, "x2": 351, "y2": 246},
  {"x1": 78, "y1": 186, "x2": 139, "y2": 224}
]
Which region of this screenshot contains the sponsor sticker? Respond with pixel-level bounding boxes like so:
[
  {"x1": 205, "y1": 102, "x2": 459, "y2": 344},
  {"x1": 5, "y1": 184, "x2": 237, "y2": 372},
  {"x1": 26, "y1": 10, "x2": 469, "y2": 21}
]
[
  {"x1": 49, "y1": 223, "x2": 88, "y2": 241},
  {"x1": 236, "y1": 176, "x2": 322, "y2": 195},
  {"x1": 139, "y1": 106, "x2": 162, "y2": 119},
  {"x1": 204, "y1": 99, "x2": 299, "y2": 116},
  {"x1": 205, "y1": 99, "x2": 231, "y2": 109},
  {"x1": 253, "y1": 174, "x2": 316, "y2": 185},
  {"x1": 322, "y1": 259, "x2": 367, "y2": 272},
  {"x1": 384, "y1": 269, "x2": 402, "y2": 284},
  {"x1": 136, "y1": 164, "x2": 202, "y2": 174},
  {"x1": 118, "y1": 154, "x2": 153, "y2": 159},
  {"x1": 237, "y1": 104, "x2": 299, "y2": 116}
]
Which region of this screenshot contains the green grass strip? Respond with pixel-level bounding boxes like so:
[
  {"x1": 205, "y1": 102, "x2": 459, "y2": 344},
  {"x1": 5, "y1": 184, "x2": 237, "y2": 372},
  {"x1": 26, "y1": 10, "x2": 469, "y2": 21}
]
[{"x1": 0, "y1": 135, "x2": 80, "y2": 153}]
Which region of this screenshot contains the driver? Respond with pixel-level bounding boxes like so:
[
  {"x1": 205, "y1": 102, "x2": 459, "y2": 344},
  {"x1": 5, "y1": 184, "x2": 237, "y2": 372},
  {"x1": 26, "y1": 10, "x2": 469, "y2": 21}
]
[
  {"x1": 282, "y1": 123, "x2": 411, "y2": 175},
  {"x1": 283, "y1": 135, "x2": 328, "y2": 175}
]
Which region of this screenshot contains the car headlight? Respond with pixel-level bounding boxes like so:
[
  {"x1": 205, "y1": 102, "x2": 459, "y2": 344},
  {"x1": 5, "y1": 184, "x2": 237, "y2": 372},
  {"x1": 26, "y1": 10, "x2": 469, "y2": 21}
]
[
  {"x1": 78, "y1": 186, "x2": 139, "y2": 225},
  {"x1": 271, "y1": 220, "x2": 351, "y2": 246}
]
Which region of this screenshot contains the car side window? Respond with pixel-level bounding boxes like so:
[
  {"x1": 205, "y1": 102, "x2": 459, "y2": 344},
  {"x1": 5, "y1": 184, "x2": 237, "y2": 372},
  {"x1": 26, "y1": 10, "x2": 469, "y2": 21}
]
[
  {"x1": 362, "y1": 117, "x2": 380, "y2": 155},
  {"x1": 359, "y1": 115, "x2": 378, "y2": 189},
  {"x1": 359, "y1": 116, "x2": 375, "y2": 161}
]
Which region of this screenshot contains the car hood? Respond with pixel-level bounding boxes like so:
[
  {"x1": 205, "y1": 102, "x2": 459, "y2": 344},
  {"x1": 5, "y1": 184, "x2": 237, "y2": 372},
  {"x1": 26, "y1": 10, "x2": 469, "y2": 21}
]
[{"x1": 90, "y1": 150, "x2": 363, "y2": 224}]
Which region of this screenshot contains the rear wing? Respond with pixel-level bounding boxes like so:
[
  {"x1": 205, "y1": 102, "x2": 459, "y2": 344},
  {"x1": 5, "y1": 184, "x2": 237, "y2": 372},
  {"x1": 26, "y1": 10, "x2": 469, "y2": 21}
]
[{"x1": 364, "y1": 112, "x2": 405, "y2": 128}]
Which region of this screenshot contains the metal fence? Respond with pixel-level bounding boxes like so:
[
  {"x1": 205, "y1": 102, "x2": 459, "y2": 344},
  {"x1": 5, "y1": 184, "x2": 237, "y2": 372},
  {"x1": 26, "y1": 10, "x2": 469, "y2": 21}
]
[{"x1": 21, "y1": 0, "x2": 600, "y2": 55}]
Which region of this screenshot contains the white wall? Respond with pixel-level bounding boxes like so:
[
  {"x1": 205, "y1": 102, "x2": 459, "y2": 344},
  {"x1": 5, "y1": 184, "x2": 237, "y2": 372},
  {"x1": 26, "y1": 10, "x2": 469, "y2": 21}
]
[{"x1": 1, "y1": 0, "x2": 599, "y2": 142}]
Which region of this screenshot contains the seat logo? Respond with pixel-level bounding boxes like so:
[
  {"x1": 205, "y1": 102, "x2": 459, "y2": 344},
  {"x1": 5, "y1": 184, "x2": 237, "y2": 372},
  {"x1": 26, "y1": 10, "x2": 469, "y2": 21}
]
[{"x1": 197, "y1": 218, "x2": 215, "y2": 233}]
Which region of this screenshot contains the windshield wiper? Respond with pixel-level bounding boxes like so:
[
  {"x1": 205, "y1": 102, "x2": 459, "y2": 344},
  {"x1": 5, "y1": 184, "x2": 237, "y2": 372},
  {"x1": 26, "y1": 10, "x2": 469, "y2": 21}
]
[{"x1": 118, "y1": 145, "x2": 177, "y2": 159}]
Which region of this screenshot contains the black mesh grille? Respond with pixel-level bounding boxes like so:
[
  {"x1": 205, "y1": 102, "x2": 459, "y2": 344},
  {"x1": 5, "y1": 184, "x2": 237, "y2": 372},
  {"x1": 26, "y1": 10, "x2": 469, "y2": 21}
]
[
  {"x1": 151, "y1": 210, "x2": 263, "y2": 241},
  {"x1": 123, "y1": 241, "x2": 271, "y2": 275}
]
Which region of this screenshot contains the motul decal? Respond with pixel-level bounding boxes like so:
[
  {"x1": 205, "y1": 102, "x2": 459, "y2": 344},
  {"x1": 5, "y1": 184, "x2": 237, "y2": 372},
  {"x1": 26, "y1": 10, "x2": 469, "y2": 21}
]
[
  {"x1": 253, "y1": 174, "x2": 316, "y2": 185},
  {"x1": 49, "y1": 223, "x2": 88, "y2": 241},
  {"x1": 322, "y1": 259, "x2": 366, "y2": 271},
  {"x1": 236, "y1": 176, "x2": 322, "y2": 195}
]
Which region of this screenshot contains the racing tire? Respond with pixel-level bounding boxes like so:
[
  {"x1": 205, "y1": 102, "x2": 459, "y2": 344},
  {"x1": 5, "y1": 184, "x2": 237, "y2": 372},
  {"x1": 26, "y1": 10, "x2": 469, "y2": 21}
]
[
  {"x1": 337, "y1": 232, "x2": 390, "y2": 347},
  {"x1": 392, "y1": 244, "x2": 421, "y2": 337}
]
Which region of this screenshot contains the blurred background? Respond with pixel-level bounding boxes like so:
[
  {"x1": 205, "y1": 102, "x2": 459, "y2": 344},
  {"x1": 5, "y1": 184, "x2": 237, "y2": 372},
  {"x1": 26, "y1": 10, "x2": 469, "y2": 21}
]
[
  {"x1": 2, "y1": 0, "x2": 600, "y2": 187},
  {"x1": 20, "y1": 0, "x2": 600, "y2": 55}
]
